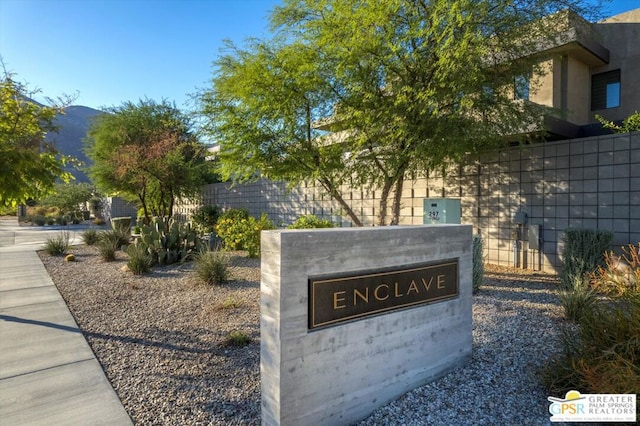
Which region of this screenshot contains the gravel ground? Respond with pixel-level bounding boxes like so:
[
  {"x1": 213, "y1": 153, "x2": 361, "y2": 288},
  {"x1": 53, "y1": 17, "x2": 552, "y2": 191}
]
[
  {"x1": 359, "y1": 266, "x2": 565, "y2": 426},
  {"x1": 40, "y1": 245, "x2": 567, "y2": 425},
  {"x1": 40, "y1": 245, "x2": 262, "y2": 425}
]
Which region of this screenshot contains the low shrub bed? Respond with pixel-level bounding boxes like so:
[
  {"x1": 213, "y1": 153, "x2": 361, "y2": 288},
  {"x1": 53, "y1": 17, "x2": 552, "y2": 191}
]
[{"x1": 544, "y1": 243, "x2": 639, "y2": 403}]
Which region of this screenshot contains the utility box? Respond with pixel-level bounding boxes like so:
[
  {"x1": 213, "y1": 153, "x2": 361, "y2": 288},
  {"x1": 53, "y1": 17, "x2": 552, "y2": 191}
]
[
  {"x1": 423, "y1": 198, "x2": 461, "y2": 224},
  {"x1": 514, "y1": 211, "x2": 528, "y2": 224},
  {"x1": 529, "y1": 224, "x2": 541, "y2": 250}
]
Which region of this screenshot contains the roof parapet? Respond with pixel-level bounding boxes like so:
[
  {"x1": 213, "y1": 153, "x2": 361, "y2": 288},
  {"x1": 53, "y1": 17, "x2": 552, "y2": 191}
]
[{"x1": 537, "y1": 10, "x2": 609, "y2": 65}]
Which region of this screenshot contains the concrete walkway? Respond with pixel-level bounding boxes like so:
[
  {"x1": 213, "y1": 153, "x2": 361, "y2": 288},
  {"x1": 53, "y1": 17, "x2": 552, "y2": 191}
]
[{"x1": 0, "y1": 217, "x2": 132, "y2": 425}]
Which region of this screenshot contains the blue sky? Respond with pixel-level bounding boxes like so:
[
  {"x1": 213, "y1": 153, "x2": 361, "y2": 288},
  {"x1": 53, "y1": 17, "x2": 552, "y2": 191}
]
[
  {"x1": 1, "y1": 0, "x2": 638, "y2": 112},
  {"x1": 0, "y1": 0, "x2": 280, "y2": 110}
]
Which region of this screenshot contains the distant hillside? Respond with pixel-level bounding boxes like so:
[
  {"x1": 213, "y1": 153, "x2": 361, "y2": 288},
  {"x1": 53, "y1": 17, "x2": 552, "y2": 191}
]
[{"x1": 45, "y1": 105, "x2": 104, "y2": 183}]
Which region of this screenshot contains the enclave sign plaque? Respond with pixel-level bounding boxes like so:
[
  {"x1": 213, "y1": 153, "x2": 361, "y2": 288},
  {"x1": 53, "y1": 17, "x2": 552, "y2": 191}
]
[{"x1": 309, "y1": 260, "x2": 458, "y2": 330}]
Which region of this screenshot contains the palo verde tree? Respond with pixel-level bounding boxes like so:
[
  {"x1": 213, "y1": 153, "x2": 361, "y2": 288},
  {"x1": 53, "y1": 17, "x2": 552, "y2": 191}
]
[
  {"x1": 200, "y1": 40, "x2": 361, "y2": 224},
  {"x1": 85, "y1": 99, "x2": 213, "y2": 221},
  {"x1": 201, "y1": 0, "x2": 602, "y2": 225},
  {"x1": 0, "y1": 67, "x2": 74, "y2": 207},
  {"x1": 596, "y1": 111, "x2": 640, "y2": 133}
]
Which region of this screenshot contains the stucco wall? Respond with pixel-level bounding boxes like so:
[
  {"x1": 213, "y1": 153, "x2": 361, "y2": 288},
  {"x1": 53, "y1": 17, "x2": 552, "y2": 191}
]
[
  {"x1": 527, "y1": 10, "x2": 639, "y2": 126},
  {"x1": 565, "y1": 55, "x2": 591, "y2": 124},
  {"x1": 592, "y1": 9, "x2": 640, "y2": 123},
  {"x1": 530, "y1": 58, "x2": 554, "y2": 108}
]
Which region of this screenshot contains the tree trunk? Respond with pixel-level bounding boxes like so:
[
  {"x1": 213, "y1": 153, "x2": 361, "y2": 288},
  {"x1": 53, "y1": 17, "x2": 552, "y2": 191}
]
[
  {"x1": 138, "y1": 184, "x2": 150, "y2": 225},
  {"x1": 168, "y1": 192, "x2": 174, "y2": 219},
  {"x1": 377, "y1": 177, "x2": 394, "y2": 226},
  {"x1": 319, "y1": 177, "x2": 363, "y2": 226},
  {"x1": 306, "y1": 103, "x2": 363, "y2": 226},
  {"x1": 390, "y1": 175, "x2": 405, "y2": 225}
]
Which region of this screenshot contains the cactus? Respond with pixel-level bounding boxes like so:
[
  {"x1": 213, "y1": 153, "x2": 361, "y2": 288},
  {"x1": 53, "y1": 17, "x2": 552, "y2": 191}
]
[
  {"x1": 128, "y1": 216, "x2": 203, "y2": 267},
  {"x1": 166, "y1": 249, "x2": 179, "y2": 265}
]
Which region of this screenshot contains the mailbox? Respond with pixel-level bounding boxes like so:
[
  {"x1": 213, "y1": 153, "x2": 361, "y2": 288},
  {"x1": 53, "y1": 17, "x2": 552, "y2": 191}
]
[{"x1": 423, "y1": 198, "x2": 461, "y2": 224}]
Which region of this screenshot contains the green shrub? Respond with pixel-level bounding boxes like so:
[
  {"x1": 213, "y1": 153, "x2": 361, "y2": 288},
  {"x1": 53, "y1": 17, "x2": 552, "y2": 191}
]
[
  {"x1": 46, "y1": 217, "x2": 55, "y2": 225},
  {"x1": 558, "y1": 285, "x2": 597, "y2": 322},
  {"x1": 32, "y1": 206, "x2": 48, "y2": 217},
  {"x1": 472, "y1": 234, "x2": 484, "y2": 294},
  {"x1": 287, "y1": 214, "x2": 334, "y2": 229},
  {"x1": 38, "y1": 182, "x2": 94, "y2": 216},
  {"x1": 215, "y1": 210, "x2": 275, "y2": 257},
  {"x1": 546, "y1": 292, "x2": 640, "y2": 399},
  {"x1": 219, "y1": 208, "x2": 249, "y2": 222},
  {"x1": 245, "y1": 214, "x2": 275, "y2": 258},
  {"x1": 100, "y1": 229, "x2": 129, "y2": 249},
  {"x1": 96, "y1": 238, "x2": 118, "y2": 261},
  {"x1": 560, "y1": 228, "x2": 612, "y2": 291},
  {"x1": 32, "y1": 215, "x2": 46, "y2": 226},
  {"x1": 590, "y1": 244, "x2": 640, "y2": 297},
  {"x1": 225, "y1": 331, "x2": 251, "y2": 347},
  {"x1": 44, "y1": 231, "x2": 71, "y2": 255},
  {"x1": 64, "y1": 254, "x2": 76, "y2": 262},
  {"x1": 195, "y1": 250, "x2": 230, "y2": 285},
  {"x1": 541, "y1": 338, "x2": 590, "y2": 399},
  {"x1": 215, "y1": 214, "x2": 248, "y2": 251},
  {"x1": 111, "y1": 217, "x2": 132, "y2": 233},
  {"x1": 55, "y1": 215, "x2": 68, "y2": 225},
  {"x1": 126, "y1": 244, "x2": 153, "y2": 274},
  {"x1": 544, "y1": 244, "x2": 640, "y2": 401},
  {"x1": 0, "y1": 205, "x2": 17, "y2": 216},
  {"x1": 81, "y1": 229, "x2": 100, "y2": 245},
  {"x1": 191, "y1": 205, "x2": 221, "y2": 234},
  {"x1": 214, "y1": 208, "x2": 250, "y2": 249}
]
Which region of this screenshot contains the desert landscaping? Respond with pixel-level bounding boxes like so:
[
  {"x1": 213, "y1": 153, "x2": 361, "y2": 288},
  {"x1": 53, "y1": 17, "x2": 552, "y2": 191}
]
[{"x1": 39, "y1": 242, "x2": 568, "y2": 425}]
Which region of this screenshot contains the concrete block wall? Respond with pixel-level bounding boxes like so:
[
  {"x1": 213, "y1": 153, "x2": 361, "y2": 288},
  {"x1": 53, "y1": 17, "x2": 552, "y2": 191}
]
[
  {"x1": 477, "y1": 132, "x2": 640, "y2": 272},
  {"x1": 198, "y1": 132, "x2": 639, "y2": 274},
  {"x1": 104, "y1": 197, "x2": 138, "y2": 220}
]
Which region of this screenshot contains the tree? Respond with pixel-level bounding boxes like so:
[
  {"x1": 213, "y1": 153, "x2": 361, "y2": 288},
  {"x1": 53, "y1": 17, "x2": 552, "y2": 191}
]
[
  {"x1": 40, "y1": 182, "x2": 95, "y2": 214},
  {"x1": 596, "y1": 111, "x2": 640, "y2": 133},
  {"x1": 85, "y1": 99, "x2": 214, "y2": 221},
  {"x1": 200, "y1": 40, "x2": 363, "y2": 224},
  {"x1": 0, "y1": 68, "x2": 74, "y2": 207},
  {"x1": 201, "y1": 0, "x2": 602, "y2": 225}
]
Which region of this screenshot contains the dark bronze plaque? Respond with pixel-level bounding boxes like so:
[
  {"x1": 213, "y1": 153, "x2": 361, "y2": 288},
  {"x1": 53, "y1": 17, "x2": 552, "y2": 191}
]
[{"x1": 308, "y1": 260, "x2": 458, "y2": 330}]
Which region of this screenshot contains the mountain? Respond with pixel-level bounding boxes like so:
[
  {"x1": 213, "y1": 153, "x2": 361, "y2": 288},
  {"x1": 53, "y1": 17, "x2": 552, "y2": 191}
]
[{"x1": 45, "y1": 105, "x2": 104, "y2": 183}]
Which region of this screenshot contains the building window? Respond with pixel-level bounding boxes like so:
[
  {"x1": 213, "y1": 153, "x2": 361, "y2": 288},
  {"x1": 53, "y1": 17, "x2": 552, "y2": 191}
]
[
  {"x1": 514, "y1": 74, "x2": 530, "y2": 100},
  {"x1": 591, "y1": 69, "x2": 620, "y2": 110}
]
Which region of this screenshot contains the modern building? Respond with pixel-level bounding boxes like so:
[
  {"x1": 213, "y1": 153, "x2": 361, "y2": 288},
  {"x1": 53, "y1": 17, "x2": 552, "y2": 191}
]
[{"x1": 525, "y1": 8, "x2": 639, "y2": 138}]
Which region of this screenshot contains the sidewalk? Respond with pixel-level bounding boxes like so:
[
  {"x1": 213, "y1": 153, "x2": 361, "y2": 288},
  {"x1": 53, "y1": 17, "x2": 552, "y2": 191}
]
[{"x1": 0, "y1": 217, "x2": 132, "y2": 425}]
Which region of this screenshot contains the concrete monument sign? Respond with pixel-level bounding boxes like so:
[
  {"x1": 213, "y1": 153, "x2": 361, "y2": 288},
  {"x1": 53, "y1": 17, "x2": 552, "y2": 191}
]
[{"x1": 261, "y1": 225, "x2": 472, "y2": 425}]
